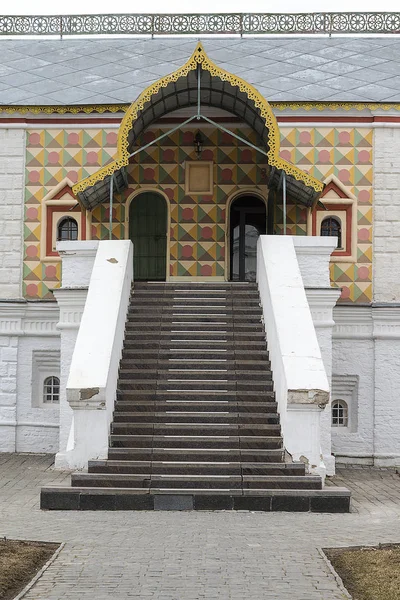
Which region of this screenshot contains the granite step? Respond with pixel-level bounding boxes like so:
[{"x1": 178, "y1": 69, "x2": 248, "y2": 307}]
[
  {"x1": 113, "y1": 401, "x2": 278, "y2": 413},
  {"x1": 121, "y1": 350, "x2": 270, "y2": 361},
  {"x1": 40, "y1": 486, "x2": 351, "y2": 512},
  {"x1": 118, "y1": 359, "x2": 271, "y2": 371},
  {"x1": 71, "y1": 473, "x2": 321, "y2": 490},
  {"x1": 112, "y1": 412, "x2": 280, "y2": 424},
  {"x1": 107, "y1": 447, "x2": 286, "y2": 462},
  {"x1": 118, "y1": 369, "x2": 272, "y2": 381},
  {"x1": 117, "y1": 380, "x2": 274, "y2": 392},
  {"x1": 110, "y1": 423, "x2": 281, "y2": 436},
  {"x1": 87, "y1": 460, "x2": 304, "y2": 476},
  {"x1": 115, "y1": 391, "x2": 276, "y2": 401},
  {"x1": 109, "y1": 434, "x2": 284, "y2": 449}
]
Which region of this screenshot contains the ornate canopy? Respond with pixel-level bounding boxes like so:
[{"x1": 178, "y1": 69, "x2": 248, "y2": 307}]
[{"x1": 73, "y1": 43, "x2": 324, "y2": 209}]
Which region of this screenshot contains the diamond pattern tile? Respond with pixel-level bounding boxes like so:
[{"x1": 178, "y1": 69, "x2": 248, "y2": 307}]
[{"x1": 1, "y1": 37, "x2": 400, "y2": 105}]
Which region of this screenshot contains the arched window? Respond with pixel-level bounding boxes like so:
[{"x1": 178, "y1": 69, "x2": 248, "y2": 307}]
[
  {"x1": 332, "y1": 400, "x2": 348, "y2": 427},
  {"x1": 43, "y1": 376, "x2": 60, "y2": 404},
  {"x1": 57, "y1": 217, "x2": 78, "y2": 241},
  {"x1": 321, "y1": 216, "x2": 342, "y2": 249}
]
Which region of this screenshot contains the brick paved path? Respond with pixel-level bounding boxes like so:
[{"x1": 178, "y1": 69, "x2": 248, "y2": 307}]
[{"x1": 1, "y1": 454, "x2": 400, "y2": 599}]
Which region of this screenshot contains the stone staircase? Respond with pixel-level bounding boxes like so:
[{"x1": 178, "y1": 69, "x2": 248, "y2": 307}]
[{"x1": 41, "y1": 282, "x2": 350, "y2": 512}]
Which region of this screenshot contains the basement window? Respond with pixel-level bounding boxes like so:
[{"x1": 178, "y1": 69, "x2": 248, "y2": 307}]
[
  {"x1": 332, "y1": 400, "x2": 348, "y2": 427},
  {"x1": 43, "y1": 376, "x2": 60, "y2": 404}
]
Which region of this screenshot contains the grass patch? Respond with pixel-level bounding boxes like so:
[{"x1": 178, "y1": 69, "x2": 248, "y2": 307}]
[
  {"x1": 325, "y1": 544, "x2": 400, "y2": 600},
  {"x1": 0, "y1": 538, "x2": 59, "y2": 600}
]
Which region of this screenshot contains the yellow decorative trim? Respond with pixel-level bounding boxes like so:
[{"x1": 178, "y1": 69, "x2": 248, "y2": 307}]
[
  {"x1": 0, "y1": 105, "x2": 127, "y2": 115},
  {"x1": 270, "y1": 102, "x2": 400, "y2": 112},
  {"x1": 72, "y1": 43, "x2": 324, "y2": 197},
  {"x1": 2, "y1": 101, "x2": 400, "y2": 116}
]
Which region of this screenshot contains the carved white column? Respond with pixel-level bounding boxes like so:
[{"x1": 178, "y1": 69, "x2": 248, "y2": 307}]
[
  {"x1": 293, "y1": 236, "x2": 340, "y2": 476},
  {"x1": 306, "y1": 288, "x2": 341, "y2": 476}
]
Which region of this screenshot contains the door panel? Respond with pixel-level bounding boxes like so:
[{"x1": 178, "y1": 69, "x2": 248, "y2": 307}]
[{"x1": 129, "y1": 192, "x2": 167, "y2": 281}]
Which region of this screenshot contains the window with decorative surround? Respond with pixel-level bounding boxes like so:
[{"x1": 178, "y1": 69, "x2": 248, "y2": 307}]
[
  {"x1": 332, "y1": 400, "x2": 348, "y2": 427},
  {"x1": 331, "y1": 374, "x2": 359, "y2": 433},
  {"x1": 40, "y1": 178, "x2": 90, "y2": 261},
  {"x1": 57, "y1": 217, "x2": 78, "y2": 241},
  {"x1": 321, "y1": 216, "x2": 342, "y2": 249},
  {"x1": 31, "y1": 350, "x2": 61, "y2": 408},
  {"x1": 308, "y1": 174, "x2": 357, "y2": 262},
  {"x1": 43, "y1": 376, "x2": 60, "y2": 404}
]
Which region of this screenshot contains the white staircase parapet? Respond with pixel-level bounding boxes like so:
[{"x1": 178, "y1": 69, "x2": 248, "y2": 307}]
[
  {"x1": 55, "y1": 240, "x2": 133, "y2": 469},
  {"x1": 257, "y1": 235, "x2": 337, "y2": 479}
]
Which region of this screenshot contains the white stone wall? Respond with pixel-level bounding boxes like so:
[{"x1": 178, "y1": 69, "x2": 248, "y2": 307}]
[
  {"x1": 0, "y1": 128, "x2": 25, "y2": 300},
  {"x1": 373, "y1": 126, "x2": 400, "y2": 302},
  {"x1": 332, "y1": 305, "x2": 400, "y2": 467},
  {"x1": 16, "y1": 335, "x2": 60, "y2": 452},
  {"x1": 332, "y1": 306, "x2": 375, "y2": 463},
  {"x1": 0, "y1": 303, "x2": 60, "y2": 453},
  {"x1": 0, "y1": 334, "x2": 18, "y2": 451}
]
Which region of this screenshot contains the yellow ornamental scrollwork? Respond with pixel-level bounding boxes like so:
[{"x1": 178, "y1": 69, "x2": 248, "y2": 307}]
[{"x1": 73, "y1": 43, "x2": 329, "y2": 197}]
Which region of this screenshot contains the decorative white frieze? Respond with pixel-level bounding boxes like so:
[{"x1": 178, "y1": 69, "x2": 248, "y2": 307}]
[
  {"x1": 333, "y1": 305, "x2": 373, "y2": 339},
  {"x1": 372, "y1": 307, "x2": 400, "y2": 339},
  {"x1": 0, "y1": 302, "x2": 59, "y2": 337}
]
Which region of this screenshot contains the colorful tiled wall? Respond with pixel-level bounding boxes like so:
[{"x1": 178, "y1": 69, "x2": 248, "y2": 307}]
[
  {"x1": 279, "y1": 127, "x2": 373, "y2": 302},
  {"x1": 24, "y1": 125, "x2": 372, "y2": 302},
  {"x1": 24, "y1": 129, "x2": 118, "y2": 299}
]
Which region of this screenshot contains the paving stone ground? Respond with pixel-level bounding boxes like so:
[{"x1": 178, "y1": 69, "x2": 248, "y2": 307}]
[{"x1": 1, "y1": 454, "x2": 400, "y2": 600}]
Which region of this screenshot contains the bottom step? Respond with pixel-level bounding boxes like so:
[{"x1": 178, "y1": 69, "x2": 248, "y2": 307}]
[{"x1": 41, "y1": 486, "x2": 350, "y2": 512}]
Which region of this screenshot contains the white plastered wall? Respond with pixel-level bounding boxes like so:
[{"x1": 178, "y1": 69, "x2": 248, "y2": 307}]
[
  {"x1": 0, "y1": 303, "x2": 60, "y2": 452},
  {"x1": 330, "y1": 125, "x2": 400, "y2": 467},
  {"x1": 0, "y1": 128, "x2": 25, "y2": 299}
]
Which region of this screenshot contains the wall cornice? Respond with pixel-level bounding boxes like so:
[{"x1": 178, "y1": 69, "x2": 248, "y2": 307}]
[{"x1": 0, "y1": 301, "x2": 59, "y2": 337}]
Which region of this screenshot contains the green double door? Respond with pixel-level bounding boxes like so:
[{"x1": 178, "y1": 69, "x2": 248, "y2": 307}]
[{"x1": 129, "y1": 192, "x2": 167, "y2": 281}]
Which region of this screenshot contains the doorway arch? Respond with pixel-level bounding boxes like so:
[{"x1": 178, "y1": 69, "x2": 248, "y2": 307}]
[
  {"x1": 128, "y1": 191, "x2": 167, "y2": 281},
  {"x1": 228, "y1": 195, "x2": 267, "y2": 282}
]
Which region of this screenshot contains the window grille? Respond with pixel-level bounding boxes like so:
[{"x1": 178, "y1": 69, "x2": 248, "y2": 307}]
[
  {"x1": 57, "y1": 217, "x2": 78, "y2": 241},
  {"x1": 332, "y1": 400, "x2": 348, "y2": 427},
  {"x1": 43, "y1": 376, "x2": 60, "y2": 404},
  {"x1": 321, "y1": 216, "x2": 342, "y2": 248}
]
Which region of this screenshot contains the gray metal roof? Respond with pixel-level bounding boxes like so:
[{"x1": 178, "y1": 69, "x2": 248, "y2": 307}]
[{"x1": 0, "y1": 36, "x2": 400, "y2": 105}]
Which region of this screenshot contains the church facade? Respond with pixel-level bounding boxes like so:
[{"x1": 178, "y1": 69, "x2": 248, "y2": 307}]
[{"x1": 1, "y1": 27, "x2": 400, "y2": 480}]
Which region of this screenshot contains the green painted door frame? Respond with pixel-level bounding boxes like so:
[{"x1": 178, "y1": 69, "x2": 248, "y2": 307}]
[{"x1": 129, "y1": 192, "x2": 167, "y2": 281}]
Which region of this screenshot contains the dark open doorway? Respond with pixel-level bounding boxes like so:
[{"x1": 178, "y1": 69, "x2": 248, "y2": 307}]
[{"x1": 229, "y1": 196, "x2": 266, "y2": 282}]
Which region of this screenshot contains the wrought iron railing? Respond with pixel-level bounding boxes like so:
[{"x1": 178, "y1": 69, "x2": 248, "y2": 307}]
[{"x1": 0, "y1": 12, "x2": 399, "y2": 36}]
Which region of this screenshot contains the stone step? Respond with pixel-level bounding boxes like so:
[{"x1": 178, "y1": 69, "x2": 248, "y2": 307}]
[
  {"x1": 113, "y1": 401, "x2": 278, "y2": 413},
  {"x1": 126, "y1": 315, "x2": 263, "y2": 323},
  {"x1": 118, "y1": 369, "x2": 272, "y2": 381},
  {"x1": 112, "y1": 412, "x2": 280, "y2": 424},
  {"x1": 118, "y1": 380, "x2": 274, "y2": 392},
  {"x1": 71, "y1": 473, "x2": 321, "y2": 490},
  {"x1": 107, "y1": 448, "x2": 285, "y2": 462},
  {"x1": 121, "y1": 349, "x2": 270, "y2": 361},
  {"x1": 87, "y1": 460, "x2": 304, "y2": 476},
  {"x1": 123, "y1": 331, "x2": 266, "y2": 341},
  {"x1": 122, "y1": 340, "x2": 267, "y2": 350},
  {"x1": 118, "y1": 359, "x2": 271, "y2": 371},
  {"x1": 110, "y1": 423, "x2": 281, "y2": 436},
  {"x1": 124, "y1": 322, "x2": 265, "y2": 331},
  {"x1": 116, "y1": 391, "x2": 276, "y2": 402},
  {"x1": 40, "y1": 486, "x2": 351, "y2": 512},
  {"x1": 109, "y1": 434, "x2": 283, "y2": 449},
  {"x1": 129, "y1": 298, "x2": 261, "y2": 306}
]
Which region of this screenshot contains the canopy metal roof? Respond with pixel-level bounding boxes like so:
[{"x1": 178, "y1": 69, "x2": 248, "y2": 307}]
[{"x1": 74, "y1": 43, "x2": 324, "y2": 210}]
